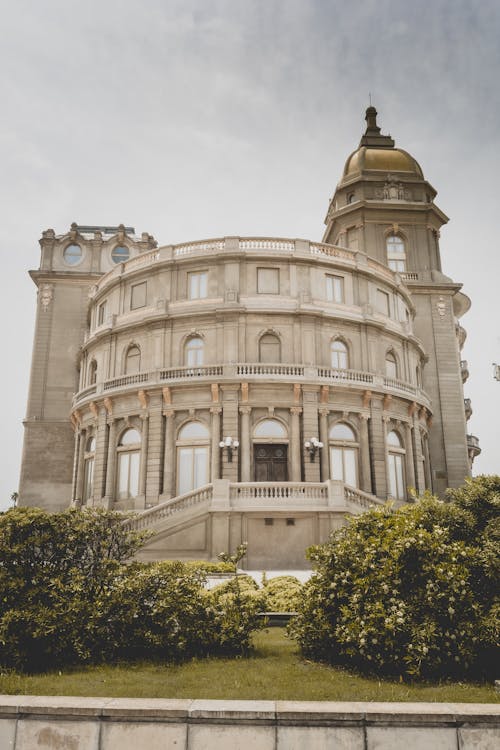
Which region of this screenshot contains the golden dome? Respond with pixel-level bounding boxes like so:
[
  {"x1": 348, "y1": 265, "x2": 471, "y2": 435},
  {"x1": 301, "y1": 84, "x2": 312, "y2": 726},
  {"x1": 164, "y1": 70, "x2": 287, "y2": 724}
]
[{"x1": 344, "y1": 146, "x2": 423, "y2": 177}]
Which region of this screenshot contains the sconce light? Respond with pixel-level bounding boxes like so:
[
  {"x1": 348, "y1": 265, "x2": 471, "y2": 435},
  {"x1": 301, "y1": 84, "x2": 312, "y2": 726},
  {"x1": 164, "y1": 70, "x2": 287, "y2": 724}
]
[
  {"x1": 219, "y1": 436, "x2": 240, "y2": 463},
  {"x1": 304, "y1": 436, "x2": 323, "y2": 462}
]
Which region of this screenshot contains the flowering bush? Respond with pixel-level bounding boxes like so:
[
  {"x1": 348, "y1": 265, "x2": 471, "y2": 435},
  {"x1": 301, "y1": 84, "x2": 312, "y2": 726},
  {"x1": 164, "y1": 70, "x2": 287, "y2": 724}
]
[
  {"x1": 290, "y1": 476, "x2": 499, "y2": 680},
  {"x1": 262, "y1": 575, "x2": 302, "y2": 612}
]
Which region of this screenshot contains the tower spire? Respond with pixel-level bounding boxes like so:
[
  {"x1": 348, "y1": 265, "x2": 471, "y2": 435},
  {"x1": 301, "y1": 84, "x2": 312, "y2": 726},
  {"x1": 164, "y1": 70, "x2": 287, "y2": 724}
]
[{"x1": 359, "y1": 105, "x2": 394, "y2": 149}]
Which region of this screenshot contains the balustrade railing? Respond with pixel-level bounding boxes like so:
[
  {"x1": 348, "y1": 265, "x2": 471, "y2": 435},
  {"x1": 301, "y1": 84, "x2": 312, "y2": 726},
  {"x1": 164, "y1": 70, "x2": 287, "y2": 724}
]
[
  {"x1": 400, "y1": 272, "x2": 419, "y2": 281},
  {"x1": 310, "y1": 243, "x2": 355, "y2": 260},
  {"x1": 236, "y1": 363, "x2": 304, "y2": 376},
  {"x1": 173, "y1": 239, "x2": 225, "y2": 256},
  {"x1": 122, "y1": 484, "x2": 213, "y2": 532},
  {"x1": 125, "y1": 249, "x2": 160, "y2": 271},
  {"x1": 74, "y1": 362, "x2": 431, "y2": 407},
  {"x1": 239, "y1": 238, "x2": 294, "y2": 252},
  {"x1": 344, "y1": 485, "x2": 384, "y2": 509},
  {"x1": 160, "y1": 365, "x2": 224, "y2": 380},
  {"x1": 230, "y1": 482, "x2": 328, "y2": 502},
  {"x1": 318, "y1": 367, "x2": 374, "y2": 384}
]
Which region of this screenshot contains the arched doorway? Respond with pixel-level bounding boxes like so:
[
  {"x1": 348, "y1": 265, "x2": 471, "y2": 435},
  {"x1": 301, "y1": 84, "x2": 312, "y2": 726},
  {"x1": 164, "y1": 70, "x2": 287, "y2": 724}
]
[{"x1": 253, "y1": 419, "x2": 288, "y2": 481}]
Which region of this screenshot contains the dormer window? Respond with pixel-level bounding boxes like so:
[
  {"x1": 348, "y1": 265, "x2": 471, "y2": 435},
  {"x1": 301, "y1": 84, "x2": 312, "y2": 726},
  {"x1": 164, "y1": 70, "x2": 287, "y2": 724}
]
[
  {"x1": 386, "y1": 234, "x2": 406, "y2": 272},
  {"x1": 63, "y1": 244, "x2": 82, "y2": 266},
  {"x1": 111, "y1": 246, "x2": 130, "y2": 263}
]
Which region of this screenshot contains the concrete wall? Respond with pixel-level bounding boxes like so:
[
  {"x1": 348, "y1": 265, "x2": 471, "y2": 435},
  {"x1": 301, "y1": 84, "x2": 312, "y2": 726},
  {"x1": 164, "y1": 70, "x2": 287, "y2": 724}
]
[{"x1": 0, "y1": 697, "x2": 497, "y2": 749}]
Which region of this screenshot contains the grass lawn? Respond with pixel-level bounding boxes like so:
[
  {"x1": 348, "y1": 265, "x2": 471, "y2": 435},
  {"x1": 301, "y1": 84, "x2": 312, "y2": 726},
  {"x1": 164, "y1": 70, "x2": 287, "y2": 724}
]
[{"x1": 0, "y1": 628, "x2": 497, "y2": 703}]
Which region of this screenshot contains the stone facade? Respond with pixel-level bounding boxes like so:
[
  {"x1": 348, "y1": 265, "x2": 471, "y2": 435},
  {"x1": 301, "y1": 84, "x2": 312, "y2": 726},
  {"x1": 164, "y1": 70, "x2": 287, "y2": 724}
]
[{"x1": 18, "y1": 109, "x2": 478, "y2": 568}]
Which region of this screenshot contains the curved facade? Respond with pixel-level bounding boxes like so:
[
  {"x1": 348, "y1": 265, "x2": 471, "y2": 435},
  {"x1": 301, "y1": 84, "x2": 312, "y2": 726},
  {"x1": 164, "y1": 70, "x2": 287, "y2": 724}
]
[{"x1": 19, "y1": 109, "x2": 478, "y2": 568}]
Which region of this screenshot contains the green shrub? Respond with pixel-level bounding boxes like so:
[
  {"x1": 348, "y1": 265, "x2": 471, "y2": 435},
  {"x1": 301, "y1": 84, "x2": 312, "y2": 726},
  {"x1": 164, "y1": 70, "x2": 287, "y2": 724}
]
[
  {"x1": 0, "y1": 511, "x2": 262, "y2": 671},
  {"x1": 290, "y1": 477, "x2": 500, "y2": 680},
  {"x1": 263, "y1": 576, "x2": 302, "y2": 612}
]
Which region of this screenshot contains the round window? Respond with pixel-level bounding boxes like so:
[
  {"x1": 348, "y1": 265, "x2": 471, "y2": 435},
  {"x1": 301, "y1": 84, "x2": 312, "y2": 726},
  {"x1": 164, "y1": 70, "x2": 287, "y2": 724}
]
[
  {"x1": 111, "y1": 246, "x2": 130, "y2": 264},
  {"x1": 63, "y1": 244, "x2": 82, "y2": 265}
]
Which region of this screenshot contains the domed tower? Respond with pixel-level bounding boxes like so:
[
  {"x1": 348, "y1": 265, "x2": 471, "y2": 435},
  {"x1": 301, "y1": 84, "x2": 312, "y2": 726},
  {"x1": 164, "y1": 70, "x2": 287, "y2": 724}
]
[{"x1": 323, "y1": 107, "x2": 474, "y2": 495}]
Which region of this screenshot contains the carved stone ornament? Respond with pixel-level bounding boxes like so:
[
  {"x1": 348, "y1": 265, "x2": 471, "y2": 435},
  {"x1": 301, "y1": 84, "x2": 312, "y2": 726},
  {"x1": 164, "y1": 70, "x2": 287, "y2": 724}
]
[
  {"x1": 383, "y1": 394, "x2": 392, "y2": 411},
  {"x1": 362, "y1": 389, "x2": 372, "y2": 409},
  {"x1": 88, "y1": 285, "x2": 98, "y2": 300},
  {"x1": 212, "y1": 383, "x2": 220, "y2": 403},
  {"x1": 436, "y1": 296, "x2": 446, "y2": 317},
  {"x1": 103, "y1": 397, "x2": 113, "y2": 416},
  {"x1": 240, "y1": 382, "x2": 248, "y2": 403},
  {"x1": 375, "y1": 174, "x2": 411, "y2": 201},
  {"x1": 89, "y1": 401, "x2": 99, "y2": 418},
  {"x1": 138, "y1": 389, "x2": 149, "y2": 409},
  {"x1": 39, "y1": 284, "x2": 54, "y2": 311},
  {"x1": 162, "y1": 386, "x2": 172, "y2": 405},
  {"x1": 320, "y1": 385, "x2": 329, "y2": 404},
  {"x1": 293, "y1": 383, "x2": 302, "y2": 404}
]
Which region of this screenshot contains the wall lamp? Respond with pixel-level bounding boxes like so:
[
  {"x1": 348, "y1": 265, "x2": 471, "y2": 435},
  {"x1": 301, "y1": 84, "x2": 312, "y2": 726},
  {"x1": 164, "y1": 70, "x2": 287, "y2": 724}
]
[
  {"x1": 219, "y1": 436, "x2": 240, "y2": 462},
  {"x1": 304, "y1": 437, "x2": 323, "y2": 462}
]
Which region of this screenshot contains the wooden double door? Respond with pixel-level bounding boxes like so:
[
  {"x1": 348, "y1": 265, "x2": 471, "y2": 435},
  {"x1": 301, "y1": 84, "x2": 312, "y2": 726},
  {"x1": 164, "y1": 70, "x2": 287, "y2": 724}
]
[{"x1": 253, "y1": 444, "x2": 288, "y2": 482}]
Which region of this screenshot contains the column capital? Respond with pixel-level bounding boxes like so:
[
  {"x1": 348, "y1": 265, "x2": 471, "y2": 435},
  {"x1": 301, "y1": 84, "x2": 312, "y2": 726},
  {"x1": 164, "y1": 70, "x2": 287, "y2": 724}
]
[
  {"x1": 211, "y1": 406, "x2": 223, "y2": 415},
  {"x1": 359, "y1": 412, "x2": 370, "y2": 422},
  {"x1": 318, "y1": 407, "x2": 330, "y2": 417},
  {"x1": 163, "y1": 408, "x2": 175, "y2": 418},
  {"x1": 382, "y1": 415, "x2": 391, "y2": 424},
  {"x1": 239, "y1": 406, "x2": 251, "y2": 415},
  {"x1": 140, "y1": 411, "x2": 150, "y2": 421},
  {"x1": 290, "y1": 406, "x2": 303, "y2": 416}
]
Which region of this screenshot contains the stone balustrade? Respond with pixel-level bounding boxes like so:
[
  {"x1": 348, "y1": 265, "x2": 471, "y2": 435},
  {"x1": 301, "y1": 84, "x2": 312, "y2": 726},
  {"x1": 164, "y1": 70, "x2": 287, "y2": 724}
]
[
  {"x1": 122, "y1": 480, "x2": 383, "y2": 533},
  {"x1": 73, "y1": 363, "x2": 431, "y2": 407}
]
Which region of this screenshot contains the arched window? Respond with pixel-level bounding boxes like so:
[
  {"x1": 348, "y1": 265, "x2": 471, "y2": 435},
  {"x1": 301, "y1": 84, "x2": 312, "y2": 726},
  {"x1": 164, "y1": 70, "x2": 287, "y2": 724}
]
[
  {"x1": 117, "y1": 428, "x2": 141, "y2": 500},
  {"x1": 176, "y1": 421, "x2": 210, "y2": 495},
  {"x1": 83, "y1": 436, "x2": 95, "y2": 504},
  {"x1": 385, "y1": 351, "x2": 398, "y2": 379},
  {"x1": 125, "y1": 345, "x2": 141, "y2": 374},
  {"x1": 88, "y1": 360, "x2": 97, "y2": 385},
  {"x1": 254, "y1": 419, "x2": 287, "y2": 440},
  {"x1": 386, "y1": 234, "x2": 406, "y2": 272},
  {"x1": 331, "y1": 340, "x2": 348, "y2": 369},
  {"x1": 387, "y1": 430, "x2": 406, "y2": 500},
  {"x1": 329, "y1": 422, "x2": 358, "y2": 487},
  {"x1": 185, "y1": 337, "x2": 204, "y2": 367},
  {"x1": 259, "y1": 333, "x2": 281, "y2": 363},
  {"x1": 347, "y1": 193, "x2": 355, "y2": 204}
]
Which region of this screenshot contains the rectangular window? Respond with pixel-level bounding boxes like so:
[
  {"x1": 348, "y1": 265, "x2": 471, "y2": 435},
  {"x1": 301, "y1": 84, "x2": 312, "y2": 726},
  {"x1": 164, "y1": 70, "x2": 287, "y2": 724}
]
[
  {"x1": 326, "y1": 275, "x2": 344, "y2": 303},
  {"x1": 98, "y1": 301, "x2": 107, "y2": 326},
  {"x1": 257, "y1": 267, "x2": 279, "y2": 294},
  {"x1": 188, "y1": 271, "x2": 208, "y2": 300},
  {"x1": 389, "y1": 259, "x2": 406, "y2": 272},
  {"x1": 377, "y1": 289, "x2": 390, "y2": 316},
  {"x1": 131, "y1": 282, "x2": 147, "y2": 310}
]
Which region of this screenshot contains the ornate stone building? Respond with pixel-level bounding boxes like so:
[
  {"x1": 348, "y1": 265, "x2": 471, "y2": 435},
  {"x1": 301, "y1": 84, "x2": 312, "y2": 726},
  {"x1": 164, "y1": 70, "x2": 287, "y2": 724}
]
[{"x1": 19, "y1": 108, "x2": 479, "y2": 568}]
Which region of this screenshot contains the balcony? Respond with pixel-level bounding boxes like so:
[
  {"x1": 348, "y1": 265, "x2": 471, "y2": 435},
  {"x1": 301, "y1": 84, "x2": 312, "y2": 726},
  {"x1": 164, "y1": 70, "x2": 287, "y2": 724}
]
[
  {"x1": 73, "y1": 363, "x2": 432, "y2": 409},
  {"x1": 460, "y1": 360, "x2": 469, "y2": 383},
  {"x1": 464, "y1": 398, "x2": 472, "y2": 421},
  {"x1": 466, "y1": 434, "x2": 481, "y2": 466}
]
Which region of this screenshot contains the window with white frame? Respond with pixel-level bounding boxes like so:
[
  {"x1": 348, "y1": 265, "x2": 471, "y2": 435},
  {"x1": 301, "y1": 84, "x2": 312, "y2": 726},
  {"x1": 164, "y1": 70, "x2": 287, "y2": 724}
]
[
  {"x1": 377, "y1": 289, "x2": 391, "y2": 316},
  {"x1": 329, "y1": 422, "x2": 358, "y2": 487},
  {"x1": 176, "y1": 421, "x2": 210, "y2": 495},
  {"x1": 259, "y1": 333, "x2": 281, "y2": 363},
  {"x1": 188, "y1": 271, "x2": 208, "y2": 300},
  {"x1": 257, "y1": 268, "x2": 279, "y2": 294},
  {"x1": 331, "y1": 339, "x2": 348, "y2": 369},
  {"x1": 185, "y1": 336, "x2": 204, "y2": 367},
  {"x1": 387, "y1": 430, "x2": 406, "y2": 500},
  {"x1": 326, "y1": 275, "x2": 344, "y2": 303},
  {"x1": 98, "y1": 301, "x2": 107, "y2": 326},
  {"x1": 125, "y1": 345, "x2": 141, "y2": 374},
  {"x1": 385, "y1": 351, "x2": 398, "y2": 379},
  {"x1": 117, "y1": 428, "x2": 141, "y2": 500},
  {"x1": 131, "y1": 282, "x2": 147, "y2": 310},
  {"x1": 386, "y1": 234, "x2": 406, "y2": 272}
]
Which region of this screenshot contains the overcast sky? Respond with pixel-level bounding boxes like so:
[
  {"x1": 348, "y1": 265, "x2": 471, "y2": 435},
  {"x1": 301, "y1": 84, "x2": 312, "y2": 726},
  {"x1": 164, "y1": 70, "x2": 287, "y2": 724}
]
[{"x1": 1, "y1": 0, "x2": 499, "y2": 510}]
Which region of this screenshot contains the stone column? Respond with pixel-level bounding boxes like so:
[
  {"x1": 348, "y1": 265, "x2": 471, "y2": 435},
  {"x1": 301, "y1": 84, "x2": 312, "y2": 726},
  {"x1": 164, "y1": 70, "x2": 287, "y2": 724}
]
[
  {"x1": 71, "y1": 428, "x2": 80, "y2": 504},
  {"x1": 290, "y1": 407, "x2": 302, "y2": 482},
  {"x1": 422, "y1": 431, "x2": 433, "y2": 491},
  {"x1": 75, "y1": 427, "x2": 86, "y2": 506},
  {"x1": 368, "y1": 396, "x2": 387, "y2": 498},
  {"x1": 92, "y1": 405, "x2": 108, "y2": 503},
  {"x1": 302, "y1": 387, "x2": 321, "y2": 482},
  {"x1": 318, "y1": 408, "x2": 329, "y2": 482},
  {"x1": 145, "y1": 395, "x2": 163, "y2": 505},
  {"x1": 239, "y1": 406, "x2": 251, "y2": 482},
  {"x1": 103, "y1": 418, "x2": 118, "y2": 506},
  {"x1": 359, "y1": 414, "x2": 372, "y2": 494},
  {"x1": 162, "y1": 409, "x2": 175, "y2": 499},
  {"x1": 211, "y1": 407, "x2": 222, "y2": 481},
  {"x1": 221, "y1": 385, "x2": 239, "y2": 482},
  {"x1": 138, "y1": 413, "x2": 149, "y2": 502},
  {"x1": 412, "y1": 412, "x2": 426, "y2": 493},
  {"x1": 382, "y1": 416, "x2": 391, "y2": 498},
  {"x1": 404, "y1": 421, "x2": 416, "y2": 493}
]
